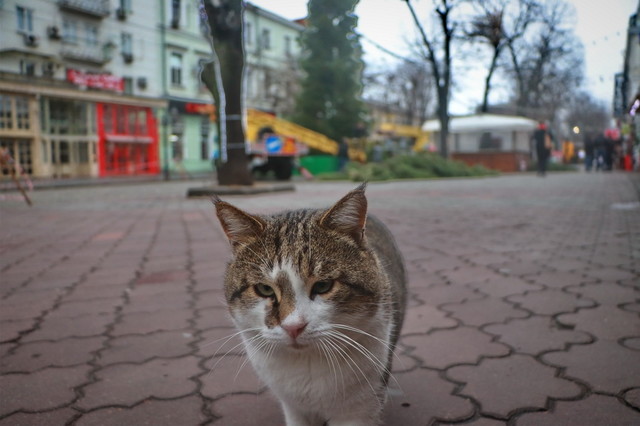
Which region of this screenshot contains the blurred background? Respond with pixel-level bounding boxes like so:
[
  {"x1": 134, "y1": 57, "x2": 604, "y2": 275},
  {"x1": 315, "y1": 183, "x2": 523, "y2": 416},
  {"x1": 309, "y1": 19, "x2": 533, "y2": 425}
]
[{"x1": 1, "y1": 0, "x2": 638, "y2": 183}]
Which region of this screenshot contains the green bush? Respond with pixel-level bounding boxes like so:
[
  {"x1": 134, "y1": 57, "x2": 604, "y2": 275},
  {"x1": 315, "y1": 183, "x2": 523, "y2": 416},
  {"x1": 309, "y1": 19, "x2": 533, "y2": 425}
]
[{"x1": 316, "y1": 152, "x2": 498, "y2": 181}]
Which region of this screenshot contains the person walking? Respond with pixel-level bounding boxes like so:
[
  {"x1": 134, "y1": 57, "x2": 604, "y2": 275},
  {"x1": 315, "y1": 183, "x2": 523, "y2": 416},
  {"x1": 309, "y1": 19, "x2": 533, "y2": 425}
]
[{"x1": 532, "y1": 121, "x2": 552, "y2": 177}]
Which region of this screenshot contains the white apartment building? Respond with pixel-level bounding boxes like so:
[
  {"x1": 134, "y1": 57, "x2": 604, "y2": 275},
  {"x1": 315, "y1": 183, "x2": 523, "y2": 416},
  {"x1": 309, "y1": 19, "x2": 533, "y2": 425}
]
[
  {"x1": 0, "y1": 0, "x2": 304, "y2": 179},
  {"x1": 0, "y1": 0, "x2": 165, "y2": 178}
]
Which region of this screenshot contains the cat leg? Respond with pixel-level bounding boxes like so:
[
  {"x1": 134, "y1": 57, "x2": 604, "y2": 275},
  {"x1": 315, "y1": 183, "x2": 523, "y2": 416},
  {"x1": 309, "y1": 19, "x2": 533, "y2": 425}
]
[{"x1": 281, "y1": 403, "x2": 323, "y2": 426}]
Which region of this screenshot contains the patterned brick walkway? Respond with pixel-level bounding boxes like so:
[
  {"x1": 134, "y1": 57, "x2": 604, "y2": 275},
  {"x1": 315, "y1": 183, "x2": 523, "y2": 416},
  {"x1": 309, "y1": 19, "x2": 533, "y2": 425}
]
[{"x1": 1, "y1": 172, "x2": 639, "y2": 425}]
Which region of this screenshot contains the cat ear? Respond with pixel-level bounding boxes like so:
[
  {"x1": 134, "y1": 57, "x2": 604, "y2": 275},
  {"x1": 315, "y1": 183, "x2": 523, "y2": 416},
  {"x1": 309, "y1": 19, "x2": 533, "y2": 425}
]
[
  {"x1": 319, "y1": 183, "x2": 368, "y2": 244},
  {"x1": 212, "y1": 196, "x2": 266, "y2": 250}
]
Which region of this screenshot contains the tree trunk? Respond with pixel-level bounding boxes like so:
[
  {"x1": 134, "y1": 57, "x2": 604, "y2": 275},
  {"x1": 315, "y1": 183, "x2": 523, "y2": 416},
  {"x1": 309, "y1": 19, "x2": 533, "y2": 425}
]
[
  {"x1": 481, "y1": 47, "x2": 501, "y2": 113},
  {"x1": 203, "y1": 0, "x2": 253, "y2": 186}
]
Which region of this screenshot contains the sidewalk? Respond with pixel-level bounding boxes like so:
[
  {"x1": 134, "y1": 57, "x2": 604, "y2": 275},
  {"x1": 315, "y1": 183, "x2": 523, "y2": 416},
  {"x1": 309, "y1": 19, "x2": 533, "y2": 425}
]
[{"x1": 1, "y1": 173, "x2": 639, "y2": 425}]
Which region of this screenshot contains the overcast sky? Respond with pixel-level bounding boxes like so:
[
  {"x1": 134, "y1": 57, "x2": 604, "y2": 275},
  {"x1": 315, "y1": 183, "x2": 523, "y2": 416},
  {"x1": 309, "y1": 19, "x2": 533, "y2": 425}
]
[{"x1": 249, "y1": 0, "x2": 637, "y2": 115}]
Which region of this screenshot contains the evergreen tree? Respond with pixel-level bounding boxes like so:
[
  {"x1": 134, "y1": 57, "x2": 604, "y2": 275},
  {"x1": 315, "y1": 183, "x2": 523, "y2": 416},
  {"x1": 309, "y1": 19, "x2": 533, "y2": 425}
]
[{"x1": 293, "y1": 0, "x2": 366, "y2": 142}]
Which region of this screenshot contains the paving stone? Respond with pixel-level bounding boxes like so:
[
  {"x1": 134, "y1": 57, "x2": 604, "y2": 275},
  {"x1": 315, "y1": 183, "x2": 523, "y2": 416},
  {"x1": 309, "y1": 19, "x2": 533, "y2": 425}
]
[
  {"x1": 0, "y1": 299, "x2": 54, "y2": 322},
  {"x1": 621, "y1": 336, "x2": 640, "y2": 351},
  {"x1": 447, "y1": 355, "x2": 581, "y2": 419},
  {"x1": 22, "y1": 314, "x2": 113, "y2": 342},
  {"x1": 195, "y1": 306, "x2": 233, "y2": 330},
  {"x1": 566, "y1": 282, "x2": 640, "y2": 306},
  {"x1": 200, "y1": 355, "x2": 265, "y2": 399},
  {"x1": 403, "y1": 327, "x2": 510, "y2": 369},
  {"x1": 414, "y1": 256, "x2": 468, "y2": 274},
  {"x1": 383, "y1": 368, "x2": 475, "y2": 425},
  {"x1": 65, "y1": 284, "x2": 127, "y2": 301},
  {"x1": 437, "y1": 418, "x2": 506, "y2": 426},
  {"x1": 515, "y1": 393, "x2": 640, "y2": 426},
  {"x1": 493, "y1": 261, "x2": 545, "y2": 277},
  {"x1": 47, "y1": 298, "x2": 122, "y2": 318},
  {"x1": 76, "y1": 357, "x2": 201, "y2": 410},
  {"x1": 581, "y1": 267, "x2": 638, "y2": 283},
  {"x1": 623, "y1": 302, "x2": 640, "y2": 314},
  {"x1": 442, "y1": 298, "x2": 529, "y2": 327},
  {"x1": 556, "y1": 305, "x2": 640, "y2": 341},
  {"x1": 121, "y1": 291, "x2": 191, "y2": 314},
  {"x1": 0, "y1": 337, "x2": 104, "y2": 373},
  {"x1": 0, "y1": 319, "x2": 35, "y2": 343},
  {"x1": 111, "y1": 309, "x2": 192, "y2": 336},
  {"x1": 439, "y1": 266, "x2": 499, "y2": 286},
  {"x1": 75, "y1": 396, "x2": 205, "y2": 426},
  {"x1": 543, "y1": 340, "x2": 640, "y2": 394},
  {"x1": 484, "y1": 317, "x2": 592, "y2": 355},
  {"x1": 0, "y1": 365, "x2": 90, "y2": 416},
  {"x1": 522, "y1": 271, "x2": 593, "y2": 290},
  {"x1": 210, "y1": 392, "x2": 284, "y2": 425},
  {"x1": 0, "y1": 407, "x2": 77, "y2": 426},
  {"x1": 401, "y1": 303, "x2": 458, "y2": 335},
  {"x1": 414, "y1": 284, "x2": 485, "y2": 307},
  {"x1": 98, "y1": 330, "x2": 196, "y2": 365},
  {"x1": 544, "y1": 258, "x2": 593, "y2": 273},
  {"x1": 507, "y1": 289, "x2": 595, "y2": 316},
  {"x1": 467, "y1": 276, "x2": 542, "y2": 298},
  {"x1": 624, "y1": 388, "x2": 640, "y2": 410}
]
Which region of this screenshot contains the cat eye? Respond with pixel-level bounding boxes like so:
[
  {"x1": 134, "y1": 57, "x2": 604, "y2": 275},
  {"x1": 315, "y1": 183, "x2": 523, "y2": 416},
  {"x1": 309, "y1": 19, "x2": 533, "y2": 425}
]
[
  {"x1": 254, "y1": 284, "x2": 275, "y2": 298},
  {"x1": 311, "y1": 280, "x2": 334, "y2": 296}
]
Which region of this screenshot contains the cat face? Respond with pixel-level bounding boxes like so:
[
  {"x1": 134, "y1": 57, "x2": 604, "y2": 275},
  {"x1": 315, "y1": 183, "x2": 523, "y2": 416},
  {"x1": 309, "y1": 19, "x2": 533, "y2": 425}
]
[{"x1": 214, "y1": 185, "x2": 387, "y2": 351}]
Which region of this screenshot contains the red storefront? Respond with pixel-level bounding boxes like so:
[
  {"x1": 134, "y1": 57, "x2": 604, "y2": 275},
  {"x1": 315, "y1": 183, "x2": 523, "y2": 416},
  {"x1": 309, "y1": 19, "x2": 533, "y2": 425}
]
[{"x1": 96, "y1": 103, "x2": 160, "y2": 176}]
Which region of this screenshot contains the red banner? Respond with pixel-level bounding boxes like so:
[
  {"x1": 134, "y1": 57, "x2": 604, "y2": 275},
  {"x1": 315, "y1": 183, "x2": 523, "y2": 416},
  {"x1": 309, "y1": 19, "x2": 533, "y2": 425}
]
[{"x1": 66, "y1": 69, "x2": 124, "y2": 92}]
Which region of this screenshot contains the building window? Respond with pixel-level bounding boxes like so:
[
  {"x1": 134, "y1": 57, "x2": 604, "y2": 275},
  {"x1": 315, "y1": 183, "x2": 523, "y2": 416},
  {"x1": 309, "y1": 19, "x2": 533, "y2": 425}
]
[
  {"x1": 121, "y1": 32, "x2": 133, "y2": 55},
  {"x1": 170, "y1": 52, "x2": 183, "y2": 86},
  {"x1": 85, "y1": 24, "x2": 98, "y2": 46},
  {"x1": 47, "y1": 99, "x2": 89, "y2": 135},
  {"x1": 78, "y1": 141, "x2": 90, "y2": 163},
  {"x1": 137, "y1": 109, "x2": 148, "y2": 135},
  {"x1": 16, "y1": 6, "x2": 33, "y2": 33},
  {"x1": 63, "y1": 19, "x2": 78, "y2": 43},
  {"x1": 170, "y1": 0, "x2": 181, "y2": 28},
  {"x1": 284, "y1": 35, "x2": 291, "y2": 55},
  {"x1": 123, "y1": 77, "x2": 134, "y2": 95},
  {"x1": 245, "y1": 22, "x2": 252, "y2": 45},
  {"x1": 20, "y1": 60, "x2": 36, "y2": 76},
  {"x1": 15, "y1": 97, "x2": 30, "y2": 130},
  {"x1": 59, "y1": 141, "x2": 70, "y2": 164},
  {"x1": 0, "y1": 97, "x2": 12, "y2": 130},
  {"x1": 261, "y1": 29, "x2": 271, "y2": 50}
]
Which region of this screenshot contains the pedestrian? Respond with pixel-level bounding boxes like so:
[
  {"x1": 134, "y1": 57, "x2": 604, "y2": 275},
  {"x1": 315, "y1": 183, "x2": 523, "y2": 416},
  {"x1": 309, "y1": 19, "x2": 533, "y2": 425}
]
[
  {"x1": 337, "y1": 139, "x2": 349, "y2": 172},
  {"x1": 532, "y1": 121, "x2": 552, "y2": 177},
  {"x1": 584, "y1": 133, "x2": 595, "y2": 172}
]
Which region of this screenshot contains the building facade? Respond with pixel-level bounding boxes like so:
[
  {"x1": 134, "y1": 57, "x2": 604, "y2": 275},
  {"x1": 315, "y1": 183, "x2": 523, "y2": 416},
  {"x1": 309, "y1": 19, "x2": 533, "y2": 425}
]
[
  {"x1": 1, "y1": 0, "x2": 304, "y2": 179},
  {"x1": 1, "y1": 0, "x2": 166, "y2": 179},
  {"x1": 161, "y1": 0, "x2": 305, "y2": 177}
]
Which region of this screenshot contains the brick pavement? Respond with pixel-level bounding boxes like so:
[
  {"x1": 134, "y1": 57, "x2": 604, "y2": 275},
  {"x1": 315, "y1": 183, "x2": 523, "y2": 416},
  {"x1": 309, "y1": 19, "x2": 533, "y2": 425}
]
[{"x1": 1, "y1": 172, "x2": 639, "y2": 425}]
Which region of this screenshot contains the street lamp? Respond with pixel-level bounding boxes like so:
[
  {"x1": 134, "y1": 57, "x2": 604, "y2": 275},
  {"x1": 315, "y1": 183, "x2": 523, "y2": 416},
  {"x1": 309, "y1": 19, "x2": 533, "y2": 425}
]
[{"x1": 572, "y1": 126, "x2": 580, "y2": 135}]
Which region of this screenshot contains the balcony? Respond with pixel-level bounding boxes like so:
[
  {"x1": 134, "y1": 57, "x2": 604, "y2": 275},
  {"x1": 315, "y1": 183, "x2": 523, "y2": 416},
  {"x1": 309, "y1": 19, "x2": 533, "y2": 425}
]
[
  {"x1": 58, "y1": 0, "x2": 110, "y2": 18},
  {"x1": 60, "y1": 44, "x2": 112, "y2": 65}
]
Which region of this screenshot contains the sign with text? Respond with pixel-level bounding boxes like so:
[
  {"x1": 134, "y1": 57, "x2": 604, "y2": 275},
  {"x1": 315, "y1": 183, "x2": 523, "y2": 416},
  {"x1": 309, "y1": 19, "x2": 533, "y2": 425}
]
[{"x1": 66, "y1": 69, "x2": 124, "y2": 92}]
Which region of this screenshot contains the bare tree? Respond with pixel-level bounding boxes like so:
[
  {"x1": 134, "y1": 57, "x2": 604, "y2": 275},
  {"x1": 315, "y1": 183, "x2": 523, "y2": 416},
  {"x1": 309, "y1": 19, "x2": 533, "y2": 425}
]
[
  {"x1": 404, "y1": 0, "x2": 457, "y2": 158},
  {"x1": 364, "y1": 60, "x2": 434, "y2": 126},
  {"x1": 202, "y1": 0, "x2": 253, "y2": 186},
  {"x1": 504, "y1": 0, "x2": 583, "y2": 121},
  {"x1": 465, "y1": 0, "x2": 506, "y2": 113}
]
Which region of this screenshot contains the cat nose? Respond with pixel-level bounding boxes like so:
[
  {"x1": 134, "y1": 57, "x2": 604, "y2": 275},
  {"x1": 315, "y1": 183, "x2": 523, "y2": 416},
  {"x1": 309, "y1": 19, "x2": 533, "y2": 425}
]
[{"x1": 282, "y1": 321, "x2": 308, "y2": 340}]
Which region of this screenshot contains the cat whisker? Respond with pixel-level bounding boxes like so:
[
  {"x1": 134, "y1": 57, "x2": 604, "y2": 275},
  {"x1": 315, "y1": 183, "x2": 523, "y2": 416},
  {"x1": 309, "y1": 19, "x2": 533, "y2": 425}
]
[
  {"x1": 322, "y1": 333, "x2": 379, "y2": 399},
  {"x1": 315, "y1": 339, "x2": 346, "y2": 402},
  {"x1": 206, "y1": 329, "x2": 262, "y2": 379}
]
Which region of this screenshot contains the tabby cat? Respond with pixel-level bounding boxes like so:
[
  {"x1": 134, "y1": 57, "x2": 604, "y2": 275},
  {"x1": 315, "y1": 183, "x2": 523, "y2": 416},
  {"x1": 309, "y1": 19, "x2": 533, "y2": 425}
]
[{"x1": 213, "y1": 184, "x2": 407, "y2": 425}]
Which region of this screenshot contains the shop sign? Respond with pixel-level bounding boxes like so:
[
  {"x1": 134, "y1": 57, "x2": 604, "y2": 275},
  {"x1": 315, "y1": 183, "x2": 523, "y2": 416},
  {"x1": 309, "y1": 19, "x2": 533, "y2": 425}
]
[
  {"x1": 67, "y1": 69, "x2": 124, "y2": 92},
  {"x1": 169, "y1": 100, "x2": 216, "y2": 116}
]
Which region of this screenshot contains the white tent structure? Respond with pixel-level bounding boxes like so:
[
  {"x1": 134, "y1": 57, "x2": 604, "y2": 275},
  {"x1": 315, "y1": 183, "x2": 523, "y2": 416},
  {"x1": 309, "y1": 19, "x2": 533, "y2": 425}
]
[
  {"x1": 422, "y1": 114, "x2": 538, "y2": 153},
  {"x1": 422, "y1": 114, "x2": 538, "y2": 172}
]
